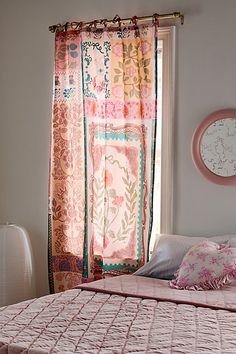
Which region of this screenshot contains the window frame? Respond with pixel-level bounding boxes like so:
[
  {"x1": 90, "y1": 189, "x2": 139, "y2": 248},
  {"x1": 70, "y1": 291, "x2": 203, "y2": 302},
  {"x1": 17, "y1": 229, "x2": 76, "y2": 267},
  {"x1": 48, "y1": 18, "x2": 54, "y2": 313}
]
[
  {"x1": 151, "y1": 26, "x2": 175, "y2": 250},
  {"x1": 160, "y1": 26, "x2": 175, "y2": 234}
]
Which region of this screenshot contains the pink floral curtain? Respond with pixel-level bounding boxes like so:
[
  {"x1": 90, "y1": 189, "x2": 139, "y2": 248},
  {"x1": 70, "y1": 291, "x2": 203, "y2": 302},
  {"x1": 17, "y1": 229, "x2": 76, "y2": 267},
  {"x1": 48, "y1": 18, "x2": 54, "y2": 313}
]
[{"x1": 48, "y1": 20, "x2": 158, "y2": 292}]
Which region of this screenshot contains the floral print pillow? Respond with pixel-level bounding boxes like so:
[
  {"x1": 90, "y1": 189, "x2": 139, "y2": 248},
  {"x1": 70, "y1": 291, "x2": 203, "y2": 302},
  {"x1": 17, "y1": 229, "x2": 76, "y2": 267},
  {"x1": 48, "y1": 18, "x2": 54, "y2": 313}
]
[{"x1": 169, "y1": 241, "x2": 236, "y2": 290}]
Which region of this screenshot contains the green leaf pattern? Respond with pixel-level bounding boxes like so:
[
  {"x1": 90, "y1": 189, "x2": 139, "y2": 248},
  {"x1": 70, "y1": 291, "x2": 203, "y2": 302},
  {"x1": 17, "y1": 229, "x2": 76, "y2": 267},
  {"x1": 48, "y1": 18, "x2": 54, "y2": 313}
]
[
  {"x1": 92, "y1": 162, "x2": 137, "y2": 245},
  {"x1": 113, "y1": 42, "x2": 152, "y2": 99}
]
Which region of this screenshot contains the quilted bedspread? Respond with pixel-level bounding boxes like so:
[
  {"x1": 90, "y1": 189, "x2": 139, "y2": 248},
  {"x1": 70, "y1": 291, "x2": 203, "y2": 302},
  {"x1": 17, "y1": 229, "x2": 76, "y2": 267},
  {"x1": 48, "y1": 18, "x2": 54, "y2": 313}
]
[
  {"x1": 78, "y1": 275, "x2": 236, "y2": 311},
  {"x1": 0, "y1": 276, "x2": 236, "y2": 353}
]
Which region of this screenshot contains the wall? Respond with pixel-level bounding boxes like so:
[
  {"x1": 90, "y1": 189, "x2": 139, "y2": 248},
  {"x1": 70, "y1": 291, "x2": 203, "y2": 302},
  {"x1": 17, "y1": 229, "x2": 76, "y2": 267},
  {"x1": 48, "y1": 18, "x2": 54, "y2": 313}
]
[{"x1": 0, "y1": 0, "x2": 235, "y2": 297}]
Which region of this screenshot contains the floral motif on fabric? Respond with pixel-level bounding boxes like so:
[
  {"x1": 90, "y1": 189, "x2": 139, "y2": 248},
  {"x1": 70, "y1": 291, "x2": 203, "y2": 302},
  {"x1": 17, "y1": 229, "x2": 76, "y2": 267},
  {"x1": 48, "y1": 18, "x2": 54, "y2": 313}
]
[
  {"x1": 170, "y1": 241, "x2": 236, "y2": 290},
  {"x1": 81, "y1": 40, "x2": 111, "y2": 99},
  {"x1": 54, "y1": 33, "x2": 81, "y2": 71},
  {"x1": 88, "y1": 123, "x2": 147, "y2": 276},
  {"x1": 49, "y1": 103, "x2": 85, "y2": 292},
  {"x1": 49, "y1": 32, "x2": 86, "y2": 292},
  {"x1": 111, "y1": 38, "x2": 154, "y2": 100},
  {"x1": 84, "y1": 99, "x2": 156, "y2": 119},
  {"x1": 49, "y1": 24, "x2": 158, "y2": 292},
  {"x1": 80, "y1": 29, "x2": 156, "y2": 120}
]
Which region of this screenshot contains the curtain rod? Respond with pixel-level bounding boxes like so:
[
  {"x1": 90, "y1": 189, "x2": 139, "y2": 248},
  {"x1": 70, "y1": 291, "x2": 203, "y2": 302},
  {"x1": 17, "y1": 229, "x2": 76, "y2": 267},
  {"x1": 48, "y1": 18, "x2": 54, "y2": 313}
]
[{"x1": 49, "y1": 12, "x2": 184, "y2": 33}]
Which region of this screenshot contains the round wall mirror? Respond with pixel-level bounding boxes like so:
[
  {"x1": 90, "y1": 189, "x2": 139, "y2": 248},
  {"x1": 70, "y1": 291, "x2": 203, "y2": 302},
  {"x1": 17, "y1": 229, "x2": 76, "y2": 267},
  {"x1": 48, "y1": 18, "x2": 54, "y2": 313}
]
[{"x1": 191, "y1": 109, "x2": 236, "y2": 185}]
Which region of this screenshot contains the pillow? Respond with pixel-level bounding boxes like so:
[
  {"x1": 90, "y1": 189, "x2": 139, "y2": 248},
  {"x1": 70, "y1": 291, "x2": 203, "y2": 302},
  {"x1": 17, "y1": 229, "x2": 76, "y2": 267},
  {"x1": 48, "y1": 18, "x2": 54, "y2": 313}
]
[
  {"x1": 169, "y1": 241, "x2": 236, "y2": 290},
  {"x1": 135, "y1": 234, "x2": 236, "y2": 280}
]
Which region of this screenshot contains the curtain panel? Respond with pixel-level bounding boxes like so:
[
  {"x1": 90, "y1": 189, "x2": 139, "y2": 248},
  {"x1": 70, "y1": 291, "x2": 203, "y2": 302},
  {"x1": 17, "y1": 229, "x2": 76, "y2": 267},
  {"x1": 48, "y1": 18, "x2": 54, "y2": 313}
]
[{"x1": 48, "y1": 22, "x2": 158, "y2": 292}]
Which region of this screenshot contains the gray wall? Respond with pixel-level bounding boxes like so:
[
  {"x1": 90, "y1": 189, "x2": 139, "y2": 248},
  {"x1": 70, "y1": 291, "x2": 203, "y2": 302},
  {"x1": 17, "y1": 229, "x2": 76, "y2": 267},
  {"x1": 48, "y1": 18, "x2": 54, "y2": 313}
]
[{"x1": 0, "y1": 0, "x2": 235, "y2": 297}]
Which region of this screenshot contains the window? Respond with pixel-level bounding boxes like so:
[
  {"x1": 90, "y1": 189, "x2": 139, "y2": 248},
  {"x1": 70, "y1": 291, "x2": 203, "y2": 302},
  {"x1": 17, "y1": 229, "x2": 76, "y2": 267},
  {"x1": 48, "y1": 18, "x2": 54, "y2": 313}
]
[{"x1": 150, "y1": 27, "x2": 175, "y2": 254}]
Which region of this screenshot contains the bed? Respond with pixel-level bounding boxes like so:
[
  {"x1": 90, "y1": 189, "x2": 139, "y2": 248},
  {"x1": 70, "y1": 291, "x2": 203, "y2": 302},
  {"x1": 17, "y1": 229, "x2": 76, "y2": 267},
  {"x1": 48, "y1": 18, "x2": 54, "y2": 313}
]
[{"x1": 1, "y1": 274, "x2": 236, "y2": 354}]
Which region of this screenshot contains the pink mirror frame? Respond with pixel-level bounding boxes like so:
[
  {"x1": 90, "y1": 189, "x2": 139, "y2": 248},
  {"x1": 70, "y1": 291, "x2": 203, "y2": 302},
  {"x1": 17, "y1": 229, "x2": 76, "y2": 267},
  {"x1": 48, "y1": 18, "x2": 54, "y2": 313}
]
[{"x1": 191, "y1": 109, "x2": 236, "y2": 185}]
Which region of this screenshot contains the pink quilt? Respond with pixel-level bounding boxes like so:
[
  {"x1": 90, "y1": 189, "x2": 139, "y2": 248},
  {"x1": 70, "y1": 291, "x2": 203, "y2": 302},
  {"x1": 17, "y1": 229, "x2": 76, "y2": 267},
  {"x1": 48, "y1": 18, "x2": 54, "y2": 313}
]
[
  {"x1": 78, "y1": 275, "x2": 236, "y2": 311},
  {"x1": 0, "y1": 275, "x2": 236, "y2": 353}
]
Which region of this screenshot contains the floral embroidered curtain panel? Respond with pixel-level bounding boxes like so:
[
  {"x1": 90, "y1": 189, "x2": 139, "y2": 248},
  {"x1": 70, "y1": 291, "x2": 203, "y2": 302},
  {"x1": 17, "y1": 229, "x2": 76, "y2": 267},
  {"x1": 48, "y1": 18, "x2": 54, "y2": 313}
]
[{"x1": 49, "y1": 21, "x2": 158, "y2": 292}]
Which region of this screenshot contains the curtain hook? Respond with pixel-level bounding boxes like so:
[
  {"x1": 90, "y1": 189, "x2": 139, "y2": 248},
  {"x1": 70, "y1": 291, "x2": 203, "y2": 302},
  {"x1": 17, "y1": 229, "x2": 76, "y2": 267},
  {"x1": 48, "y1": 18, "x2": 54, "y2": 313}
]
[
  {"x1": 57, "y1": 24, "x2": 64, "y2": 33},
  {"x1": 101, "y1": 18, "x2": 108, "y2": 28},
  {"x1": 131, "y1": 15, "x2": 140, "y2": 37},
  {"x1": 70, "y1": 21, "x2": 82, "y2": 31},
  {"x1": 113, "y1": 14, "x2": 121, "y2": 27},
  {"x1": 78, "y1": 21, "x2": 83, "y2": 31},
  {"x1": 64, "y1": 22, "x2": 69, "y2": 31},
  {"x1": 93, "y1": 20, "x2": 98, "y2": 29},
  {"x1": 70, "y1": 22, "x2": 76, "y2": 30},
  {"x1": 131, "y1": 16, "x2": 138, "y2": 26},
  {"x1": 87, "y1": 21, "x2": 94, "y2": 32},
  {"x1": 152, "y1": 13, "x2": 159, "y2": 26}
]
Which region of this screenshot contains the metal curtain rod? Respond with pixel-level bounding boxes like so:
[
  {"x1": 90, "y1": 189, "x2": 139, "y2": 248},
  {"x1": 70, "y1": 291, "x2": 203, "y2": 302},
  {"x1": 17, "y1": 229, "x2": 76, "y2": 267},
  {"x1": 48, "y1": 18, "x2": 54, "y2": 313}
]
[{"x1": 49, "y1": 12, "x2": 184, "y2": 33}]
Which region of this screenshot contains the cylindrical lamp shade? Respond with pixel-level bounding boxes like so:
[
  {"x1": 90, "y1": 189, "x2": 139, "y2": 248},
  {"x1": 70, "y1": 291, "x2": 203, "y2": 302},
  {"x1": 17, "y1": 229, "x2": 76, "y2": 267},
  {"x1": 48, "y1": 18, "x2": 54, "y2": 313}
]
[{"x1": 0, "y1": 224, "x2": 36, "y2": 306}]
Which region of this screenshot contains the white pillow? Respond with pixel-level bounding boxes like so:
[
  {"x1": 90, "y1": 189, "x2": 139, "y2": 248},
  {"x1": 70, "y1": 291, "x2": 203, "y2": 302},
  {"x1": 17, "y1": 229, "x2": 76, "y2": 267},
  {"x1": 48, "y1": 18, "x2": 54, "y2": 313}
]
[
  {"x1": 169, "y1": 241, "x2": 236, "y2": 290},
  {"x1": 135, "y1": 234, "x2": 236, "y2": 280}
]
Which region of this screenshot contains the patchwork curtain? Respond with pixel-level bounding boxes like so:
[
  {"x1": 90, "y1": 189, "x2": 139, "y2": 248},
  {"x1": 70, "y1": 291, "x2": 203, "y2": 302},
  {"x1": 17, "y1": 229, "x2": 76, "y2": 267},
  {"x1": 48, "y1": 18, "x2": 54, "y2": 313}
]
[{"x1": 48, "y1": 19, "x2": 158, "y2": 292}]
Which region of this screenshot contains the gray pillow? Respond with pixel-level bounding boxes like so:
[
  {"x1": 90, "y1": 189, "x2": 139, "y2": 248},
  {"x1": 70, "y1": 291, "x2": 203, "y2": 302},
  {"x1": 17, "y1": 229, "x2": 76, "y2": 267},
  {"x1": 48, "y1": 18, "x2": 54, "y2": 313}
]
[{"x1": 135, "y1": 234, "x2": 236, "y2": 280}]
